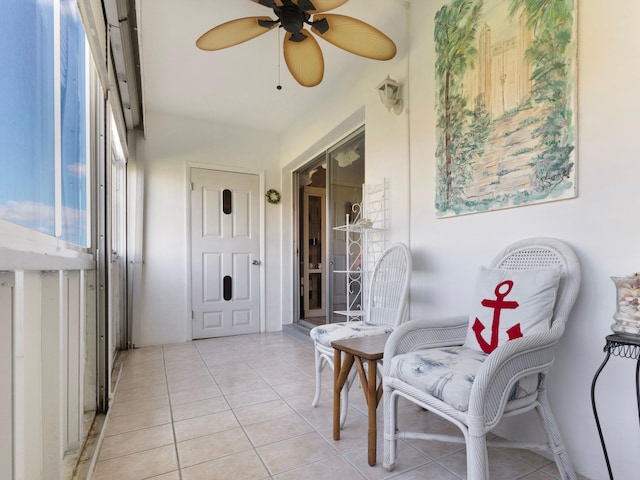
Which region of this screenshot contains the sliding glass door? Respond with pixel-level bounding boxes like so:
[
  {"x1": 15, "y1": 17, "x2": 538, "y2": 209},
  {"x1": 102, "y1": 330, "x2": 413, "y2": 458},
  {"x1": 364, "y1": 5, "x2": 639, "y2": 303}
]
[{"x1": 296, "y1": 127, "x2": 364, "y2": 326}]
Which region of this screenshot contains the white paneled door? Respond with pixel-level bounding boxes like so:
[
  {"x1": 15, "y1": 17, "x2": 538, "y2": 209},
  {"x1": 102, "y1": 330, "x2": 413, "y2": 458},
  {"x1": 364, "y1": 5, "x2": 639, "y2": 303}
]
[{"x1": 190, "y1": 168, "x2": 261, "y2": 339}]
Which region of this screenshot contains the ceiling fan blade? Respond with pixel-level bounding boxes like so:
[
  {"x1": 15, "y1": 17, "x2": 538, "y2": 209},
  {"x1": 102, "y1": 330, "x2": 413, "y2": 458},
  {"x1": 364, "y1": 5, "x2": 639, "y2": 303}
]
[
  {"x1": 196, "y1": 17, "x2": 278, "y2": 51},
  {"x1": 283, "y1": 31, "x2": 324, "y2": 87},
  {"x1": 251, "y1": 0, "x2": 283, "y2": 8},
  {"x1": 251, "y1": 0, "x2": 348, "y2": 13},
  {"x1": 311, "y1": 14, "x2": 396, "y2": 60},
  {"x1": 300, "y1": 0, "x2": 349, "y2": 13}
]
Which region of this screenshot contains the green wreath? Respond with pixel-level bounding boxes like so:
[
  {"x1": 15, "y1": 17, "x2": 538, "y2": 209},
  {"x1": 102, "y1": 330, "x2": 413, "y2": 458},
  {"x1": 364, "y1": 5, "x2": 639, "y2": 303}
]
[{"x1": 265, "y1": 189, "x2": 281, "y2": 205}]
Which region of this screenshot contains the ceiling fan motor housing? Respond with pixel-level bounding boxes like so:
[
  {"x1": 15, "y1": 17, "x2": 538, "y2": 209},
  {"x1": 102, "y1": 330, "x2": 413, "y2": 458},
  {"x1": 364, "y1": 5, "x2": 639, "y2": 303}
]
[{"x1": 275, "y1": 6, "x2": 310, "y2": 33}]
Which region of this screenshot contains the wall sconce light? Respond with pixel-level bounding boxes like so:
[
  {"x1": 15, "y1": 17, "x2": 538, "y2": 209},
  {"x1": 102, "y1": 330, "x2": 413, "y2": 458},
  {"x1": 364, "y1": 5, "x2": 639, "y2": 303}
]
[{"x1": 377, "y1": 75, "x2": 403, "y2": 115}]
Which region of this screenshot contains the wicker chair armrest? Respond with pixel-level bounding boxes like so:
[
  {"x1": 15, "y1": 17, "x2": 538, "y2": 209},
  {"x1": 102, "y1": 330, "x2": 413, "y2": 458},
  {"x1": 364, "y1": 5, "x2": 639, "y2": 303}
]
[
  {"x1": 383, "y1": 316, "x2": 468, "y2": 375},
  {"x1": 467, "y1": 323, "x2": 565, "y2": 427}
]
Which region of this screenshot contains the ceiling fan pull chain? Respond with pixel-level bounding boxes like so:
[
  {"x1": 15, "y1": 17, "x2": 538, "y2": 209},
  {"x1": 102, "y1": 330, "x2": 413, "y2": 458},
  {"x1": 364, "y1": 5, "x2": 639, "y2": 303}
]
[{"x1": 277, "y1": 27, "x2": 283, "y2": 90}]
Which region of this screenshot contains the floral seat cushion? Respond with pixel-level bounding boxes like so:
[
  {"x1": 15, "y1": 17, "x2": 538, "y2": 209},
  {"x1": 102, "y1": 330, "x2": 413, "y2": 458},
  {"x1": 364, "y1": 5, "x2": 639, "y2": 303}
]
[
  {"x1": 387, "y1": 346, "x2": 539, "y2": 412},
  {"x1": 310, "y1": 321, "x2": 393, "y2": 347}
]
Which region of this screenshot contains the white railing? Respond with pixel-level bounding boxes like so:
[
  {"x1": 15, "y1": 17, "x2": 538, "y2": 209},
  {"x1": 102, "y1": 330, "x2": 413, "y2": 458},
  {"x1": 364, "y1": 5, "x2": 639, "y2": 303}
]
[{"x1": 0, "y1": 253, "x2": 96, "y2": 480}]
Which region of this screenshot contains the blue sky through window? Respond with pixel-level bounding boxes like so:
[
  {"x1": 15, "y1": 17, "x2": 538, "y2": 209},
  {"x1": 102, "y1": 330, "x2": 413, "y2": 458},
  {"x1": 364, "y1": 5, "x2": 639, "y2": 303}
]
[
  {"x1": 1, "y1": 0, "x2": 88, "y2": 247},
  {"x1": 60, "y1": 0, "x2": 87, "y2": 246}
]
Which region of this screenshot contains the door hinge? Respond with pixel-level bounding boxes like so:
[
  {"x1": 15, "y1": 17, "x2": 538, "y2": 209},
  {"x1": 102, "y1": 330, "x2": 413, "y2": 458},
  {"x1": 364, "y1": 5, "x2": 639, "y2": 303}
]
[
  {"x1": 191, "y1": 310, "x2": 194, "y2": 319},
  {"x1": 190, "y1": 182, "x2": 195, "y2": 191}
]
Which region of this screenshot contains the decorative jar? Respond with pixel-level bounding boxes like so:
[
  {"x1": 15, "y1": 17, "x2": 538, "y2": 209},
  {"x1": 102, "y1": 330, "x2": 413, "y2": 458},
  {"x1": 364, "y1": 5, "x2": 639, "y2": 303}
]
[{"x1": 611, "y1": 274, "x2": 640, "y2": 337}]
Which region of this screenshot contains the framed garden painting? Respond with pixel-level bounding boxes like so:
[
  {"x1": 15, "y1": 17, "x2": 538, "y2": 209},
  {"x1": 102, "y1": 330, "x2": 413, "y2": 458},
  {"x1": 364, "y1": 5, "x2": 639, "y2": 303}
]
[{"x1": 434, "y1": 0, "x2": 577, "y2": 217}]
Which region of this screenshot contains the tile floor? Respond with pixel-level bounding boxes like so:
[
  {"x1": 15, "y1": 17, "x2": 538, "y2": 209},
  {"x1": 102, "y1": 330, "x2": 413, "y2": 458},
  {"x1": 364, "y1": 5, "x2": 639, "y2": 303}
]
[{"x1": 90, "y1": 330, "x2": 591, "y2": 480}]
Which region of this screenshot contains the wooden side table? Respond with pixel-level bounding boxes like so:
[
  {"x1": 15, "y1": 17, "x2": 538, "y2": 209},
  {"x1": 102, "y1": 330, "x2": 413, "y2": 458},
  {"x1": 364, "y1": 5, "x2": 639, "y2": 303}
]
[
  {"x1": 332, "y1": 333, "x2": 390, "y2": 466},
  {"x1": 590, "y1": 333, "x2": 640, "y2": 480}
]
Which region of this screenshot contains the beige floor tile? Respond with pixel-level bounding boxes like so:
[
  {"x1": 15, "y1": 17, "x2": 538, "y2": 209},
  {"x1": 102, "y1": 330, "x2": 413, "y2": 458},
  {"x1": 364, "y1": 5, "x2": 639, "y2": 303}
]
[
  {"x1": 98, "y1": 423, "x2": 175, "y2": 460},
  {"x1": 120, "y1": 363, "x2": 166, "y2": 378},
  {"x1": 127, "y1": 345, "x2": 164, "y2": 358},
  {"x1": 147, "y1": 472, "x2": 181, "y2": 480},
  {"x1": 541, "y1": 461, "x2": 590, "y2": 479},
  {"x1": 177, "y1": 427, "x2": 253, "y2": 467},
  {"x1": 436, "y1": 447, "x2": 538, "y2": 480},
  {"x1": 519, "y1": 471, "x2": 559, "y2": 480},
  {"x1": 165, "y1": 367, "x2": 211, "y2": 381},
  {"x1": 92, "y1": 444, "x2": 178, "y2": 480},
  {"x1": 271, "y1": 377, "x2": 317, "y2": 399},
  {"x1": 193, "y1": 339, "x2": 237, "y2": 354},
  {"x1": 181, "y1": 450, "x2": 270, "y2": 480},
  {"x1": 498, "y1": 447, "x2": 555, "y2": 469},
  {"x1": 287, "y1": 392, "x2": 356, "y2": 431},
  {"x1": 170, "y1": 384, "x2": 223, "y2": 405},
  {"x1": 254, "y1": 367, "x2": 311, "y2": 386},
  {"x1": 486, "y1": 448, "x2": 538, "y2": 480},
  {"x1": 116, "y1": 371, "x2": 167, "y2": 391},
  {"x1": 257, "y1": 431, "x2": 338, "y2": 475},
  {"x1": 97, "y1": 333, "x2": 589, "y2": 480},
  {"x1": 344, "y1": 442, "x2": 430, "y2": 480},
  {"x1": 400, "y1": 415, "x2": 467, "y2": 461},
  {"x1": 171, "y1": 395, "x2": 230, "y2": 422},
  {"x1": 199, "y1": 350, "x2": 243, "y2": 366},
  {"x1": 224, "y1": 385, "x2": 279, "y2": 409},
  {"x1": 233, "y1": 398, "x2": 295, "y2": 426},
  {"x1": 243, "y1": 412, "x2": 314, "y2": 447},
  {"x1": 212, "y1": 368, "x2": 260, "y2": 383},
  {"x1": 273, "y1": 454, "x2": 366, "y2": 479},
  {"x1": 390, "y1": 462, "x2": 461, "y2": 479},
  {"x1": 113, "y1": 384, "x2": 169, "y2": 404},
  {"x1": 404, "y1": 437, "x2": 466, "y2": 463},
  {"x1": 314, "y1": 410, "x2": 371, "y2": 454},
  {"x1": 166, "y1": 373, "x2": 215, "y2": 393},
  {"x1": 108, "y1": 391, "x2": 170, "y2": 416},
  {"x1": 103, "y1": 406, "x2": 172, "y2": 436},
  {"x1": 173, "y1": 410, "x2": 239, "y2": 442},
  {"x1": 244, "y1": 357, "x2": 292, "y2": 370}
]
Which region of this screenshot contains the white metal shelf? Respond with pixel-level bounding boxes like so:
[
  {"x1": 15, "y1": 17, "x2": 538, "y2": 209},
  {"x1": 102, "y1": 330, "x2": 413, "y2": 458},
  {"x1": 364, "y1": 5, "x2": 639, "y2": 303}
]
[{"x1": 332, "y1": 180, "x2": 387, "y2": 322}]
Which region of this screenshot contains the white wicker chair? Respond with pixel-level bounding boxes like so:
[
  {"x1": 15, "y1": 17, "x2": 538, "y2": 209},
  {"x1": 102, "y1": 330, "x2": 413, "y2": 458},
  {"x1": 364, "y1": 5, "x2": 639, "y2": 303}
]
[
  {"x1": 383, "y1": 238, "x2": 581, "y2": 480},
  {"x1": 310, "y1": 242, "x2": 412, "y2": 427}
]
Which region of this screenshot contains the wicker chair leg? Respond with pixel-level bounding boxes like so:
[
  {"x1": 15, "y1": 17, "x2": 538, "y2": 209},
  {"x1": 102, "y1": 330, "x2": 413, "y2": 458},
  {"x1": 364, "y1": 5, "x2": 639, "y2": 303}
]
[
  {"x1": 312, "y1": 346, "x2": 329, "y2": 408},
  {"x1": 537, "y1": 392, "x2": 577, "y2": 480},
  {"x1": 383, "y1": 387, "x2": 398, "y2": 471},
  {"x1": 339, "y1": 368, "x2": 358, "y2": 427},
  {"x1": 467, "y1": 434, "x2": 489, "y2": 480},
  {"x1": 312, "y1": 344, "x2": 356, "y2": 427}
]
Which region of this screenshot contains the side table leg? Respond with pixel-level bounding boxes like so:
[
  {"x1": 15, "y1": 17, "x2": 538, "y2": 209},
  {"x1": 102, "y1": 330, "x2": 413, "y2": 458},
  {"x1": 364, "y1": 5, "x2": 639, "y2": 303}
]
[
  {"x1": 367, "y1": 358, "x2": 377, "y2": 466},
  {"x1": 333, "y1": 348, "x2": 342, "y2": 441},
  {"x1": 591, "y1": 351, "x2": 614, "y2": 480}
]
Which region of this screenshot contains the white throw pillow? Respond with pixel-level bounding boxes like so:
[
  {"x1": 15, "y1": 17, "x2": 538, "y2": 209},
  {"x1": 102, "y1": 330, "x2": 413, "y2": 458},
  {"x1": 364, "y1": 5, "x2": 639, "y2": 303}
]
[{"x1": 464, "y1": 265, "x2": 562, "y2": 354}]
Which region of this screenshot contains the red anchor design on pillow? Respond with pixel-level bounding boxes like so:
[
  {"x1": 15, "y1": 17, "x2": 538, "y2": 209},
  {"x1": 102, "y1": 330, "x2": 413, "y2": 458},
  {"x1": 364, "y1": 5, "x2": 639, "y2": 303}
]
[{"x1": 472, "y1": 280, "x2": 523, "y2": 353}]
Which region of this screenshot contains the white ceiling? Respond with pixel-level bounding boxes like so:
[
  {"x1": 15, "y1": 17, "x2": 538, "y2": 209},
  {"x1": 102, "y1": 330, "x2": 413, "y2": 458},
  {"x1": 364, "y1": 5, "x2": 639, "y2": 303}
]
[{"x1": 137, "y1": 0, "x2": 404, "y2": 134}]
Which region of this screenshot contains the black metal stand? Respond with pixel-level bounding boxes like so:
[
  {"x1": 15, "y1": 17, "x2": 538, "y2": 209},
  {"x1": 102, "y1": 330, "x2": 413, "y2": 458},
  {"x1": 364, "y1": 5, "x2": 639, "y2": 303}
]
[{"x1": 590, "y1": 334, "x2": 640, "y2": 480}]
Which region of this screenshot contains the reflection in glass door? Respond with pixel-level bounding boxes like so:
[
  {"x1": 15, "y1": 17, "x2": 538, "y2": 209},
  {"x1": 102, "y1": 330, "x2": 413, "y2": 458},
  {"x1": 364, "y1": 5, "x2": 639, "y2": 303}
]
[
  {"x1": 302, "y1": 187, "x2": 326, "y2": 319},
  {"x1": 328, "y1": 131, "x2": 364, "y2": 323},
  {"x1": 296, "y1": 128, "x2": 365, "y2": 327}
]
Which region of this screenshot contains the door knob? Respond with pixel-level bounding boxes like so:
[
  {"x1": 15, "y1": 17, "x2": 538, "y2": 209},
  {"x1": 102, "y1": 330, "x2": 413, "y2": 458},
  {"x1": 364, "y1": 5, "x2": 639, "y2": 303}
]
[{"x1": 252, "y1": 260, "x2": 261, "y2": 265}]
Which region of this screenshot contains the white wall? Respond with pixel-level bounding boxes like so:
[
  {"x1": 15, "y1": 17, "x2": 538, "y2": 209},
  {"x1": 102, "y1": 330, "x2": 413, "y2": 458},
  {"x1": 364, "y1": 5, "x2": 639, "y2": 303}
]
[
  {"x1": 134, "y1": 0, "x2": 640, "y2": 477},
  {"x1": 135, "y1": 112, "x2": 281, "y2": 346},
  {"x1": 407, "y1": 1, "x2": 640, "y2": 479}
]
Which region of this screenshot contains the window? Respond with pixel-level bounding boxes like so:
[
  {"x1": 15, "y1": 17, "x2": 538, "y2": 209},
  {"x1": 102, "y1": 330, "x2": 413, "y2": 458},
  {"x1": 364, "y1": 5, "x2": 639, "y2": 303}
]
[
  {"x1": 1, "y1": 0, "x2": 56, "y2": 236},
  {"x1": 60, "y1": 0, "x2": 88, "y2": 246},
  {"x1": 0, "y1": 0, "x2": 89, "y2": 247}
]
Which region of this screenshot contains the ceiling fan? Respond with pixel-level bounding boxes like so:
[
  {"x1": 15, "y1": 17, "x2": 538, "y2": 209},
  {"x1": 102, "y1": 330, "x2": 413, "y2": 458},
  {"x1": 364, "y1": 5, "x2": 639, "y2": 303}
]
[{"x1": 196, "y1": 0, "x2": 397, "y2": 87}]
